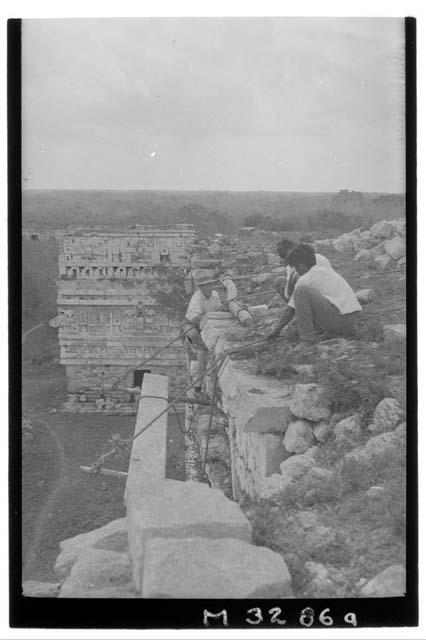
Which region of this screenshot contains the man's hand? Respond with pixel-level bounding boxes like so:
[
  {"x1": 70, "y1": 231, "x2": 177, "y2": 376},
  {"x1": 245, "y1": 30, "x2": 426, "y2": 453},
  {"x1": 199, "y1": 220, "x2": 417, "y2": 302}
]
[{"x1": 266, "y1": 326, "x2": 281, "y2": 340}]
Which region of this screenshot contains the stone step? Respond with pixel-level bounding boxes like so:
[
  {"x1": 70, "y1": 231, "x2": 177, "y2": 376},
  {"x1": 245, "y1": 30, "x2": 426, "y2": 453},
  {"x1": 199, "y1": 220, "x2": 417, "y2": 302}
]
[
  {"x1": 126, "y1": 479, "x2": 251, "y2": 592},
  {"x1": 142, "y1": 537, "x2": 293, "y2": 598}
]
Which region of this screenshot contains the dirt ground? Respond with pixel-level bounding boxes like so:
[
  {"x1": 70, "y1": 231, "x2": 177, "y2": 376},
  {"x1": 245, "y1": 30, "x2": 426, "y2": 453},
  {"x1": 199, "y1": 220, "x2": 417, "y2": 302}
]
[{"x1": 21, "y1": 330, "x2": 185, "y2": 582}]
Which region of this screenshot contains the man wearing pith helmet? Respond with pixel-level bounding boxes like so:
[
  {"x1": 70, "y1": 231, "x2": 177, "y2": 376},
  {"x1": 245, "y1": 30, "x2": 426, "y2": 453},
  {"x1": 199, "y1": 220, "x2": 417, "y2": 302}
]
[{"x1": 182, "y1": 271, "x2": 222, "y2": 395}]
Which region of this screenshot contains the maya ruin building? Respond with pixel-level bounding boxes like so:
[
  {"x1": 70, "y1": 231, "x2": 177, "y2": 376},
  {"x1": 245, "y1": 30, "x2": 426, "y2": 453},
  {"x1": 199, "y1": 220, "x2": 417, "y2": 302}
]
[{"x1": 50, "y1": 224, "x2": 196, "y2": 413}]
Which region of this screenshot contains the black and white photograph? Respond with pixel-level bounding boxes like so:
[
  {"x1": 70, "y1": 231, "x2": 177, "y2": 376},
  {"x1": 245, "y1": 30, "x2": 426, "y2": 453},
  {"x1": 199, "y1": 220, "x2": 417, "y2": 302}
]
[{"x1": 9, "y1": 12, "x2": 417, "y2": 630}]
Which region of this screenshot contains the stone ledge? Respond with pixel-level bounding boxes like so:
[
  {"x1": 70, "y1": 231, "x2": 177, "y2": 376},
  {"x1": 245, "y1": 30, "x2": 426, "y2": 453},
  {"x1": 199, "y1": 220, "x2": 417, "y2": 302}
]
[
  {"x1": 142, "y1": 537, "x2": 293, "y2": 598},
  {"x1": 201, "y1": 317, "x2": 295, "y2": 434},
  {"x1": 124, "y1": 374, "x2": 169, "y2": 502},
  {"x1": 126, "y1": 479, "x2": 251, "y2": 593}
]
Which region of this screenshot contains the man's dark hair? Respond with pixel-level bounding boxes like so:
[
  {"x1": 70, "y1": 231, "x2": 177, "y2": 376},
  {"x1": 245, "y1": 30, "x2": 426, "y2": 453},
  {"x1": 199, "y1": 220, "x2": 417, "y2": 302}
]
[
  {"x1": 286, "y1": 244, "x2": 316, "y2": 269},
  {"x1": 276, "y1": 238, "x2": 297, "y2": 260}
]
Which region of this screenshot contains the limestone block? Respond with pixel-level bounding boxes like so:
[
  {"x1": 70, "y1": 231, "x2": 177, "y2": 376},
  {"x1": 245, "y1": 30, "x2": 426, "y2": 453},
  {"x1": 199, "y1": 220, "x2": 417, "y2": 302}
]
[
  {"x1": 355, "y1": 249, "x2": 373, "y2": 261},
  {"x1": 279, "y1": 448, "x2": 318, "y2": 480},
  {"x1": 366, "y1": 486, "x2": 385, "y2": 499},
  {"x1": 370, "y1": 241, "x2": 386, "y2": 257},
  {"x1": 290, "y1": 384, "x2": 331, "y2": 422},
  {"x1": 55, "y1": 518, "x2": 128, "y2": 578},
  {"x1": 334, "y1": 414, "x2": 362, "y2": 445},
  {"x1": 340, "y1": 448, "x2": 370, "y2": 489},
  {"x1": 314, "y1": 419, "x2": 334, "y2": 443},
  {"x1": 394, "y1": 219, "x2": 406, "y2": 236},
  {"x1": 126, "y1": 479, "x2": 251, "y2": 591},
  {"x1": 259, "y1": 474, "x2": 296, "y2": 500},
  {"x1": 383, "y1": 324, "x2": 406, "y2": 345},
  {"x1": 398, "y1": 256, "x2": 406, "y2": 267},
  {"x1": 367, "y1": 398, "x2": 403, "y2": 434},
  {"x1": 283, "y1": 420, "x2": 315, "y2": 454},
  {"x1": 333, "y1": 237, "x2": 353, "y2": 252},
  {"x1": 59, "y1": 549, "x2": 134, "y2": 598},
  {"x1": 219, "y1": 358, "x2": 294, "y2": 433},
  {"x1": 384, "y1": 236, "x2": 405, "y2": 260},
  {"x1": 370, "y1": 220, "x2": 394, "y2": 239},
  {"x1": 394, "y1": 421, "x2": 406, "y2": 439},
  {"x1": 142, "y1": 537, "x2": 293, "y2": 598},
  {"x1": 360, "y1": 565, "x2": 405, "y2": 597},
  {"x1": 22, "y1": 581, "x2": 61, "y2": 598},
  {"x1": 255, "y1": 433, "x2": 287, "y2": 477},
  {"x1": 364, "y1": 431, "x2": 402, "y2": 461},
  {"x1": 293, "y1": 511, "x2": 336, "y2": 551},
  {"x1": 304, "y1": 466, "x2": 337, "y2": 500},
  {"x1": 355, "y1": 289, "x2": 374, "y2": 305},
  {"x1": 374, "y1": 254, "x2": 393, "y2": 270},
  {"x1": 95, "y1": 398, "x2": 105, "y2": 410}
]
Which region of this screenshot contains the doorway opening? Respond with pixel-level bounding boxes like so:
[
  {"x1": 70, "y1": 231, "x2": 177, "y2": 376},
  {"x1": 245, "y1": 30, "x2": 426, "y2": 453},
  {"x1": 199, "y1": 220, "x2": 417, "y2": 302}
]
[{"x1": 133, "y1": 369, "x2": 151, "y2": 388}]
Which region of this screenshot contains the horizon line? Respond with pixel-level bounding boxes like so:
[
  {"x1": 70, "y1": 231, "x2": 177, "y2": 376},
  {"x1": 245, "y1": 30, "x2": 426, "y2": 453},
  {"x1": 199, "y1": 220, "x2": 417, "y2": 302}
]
[{"x1": 22, "y1": 187, "x2": 404, "y2": 195}]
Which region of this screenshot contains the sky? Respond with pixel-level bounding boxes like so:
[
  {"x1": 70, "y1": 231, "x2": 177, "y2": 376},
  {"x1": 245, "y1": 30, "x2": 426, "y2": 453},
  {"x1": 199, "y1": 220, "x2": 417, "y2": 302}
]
[{"x1": 22, "y1": 17, "x2": 405, "y2": 192}]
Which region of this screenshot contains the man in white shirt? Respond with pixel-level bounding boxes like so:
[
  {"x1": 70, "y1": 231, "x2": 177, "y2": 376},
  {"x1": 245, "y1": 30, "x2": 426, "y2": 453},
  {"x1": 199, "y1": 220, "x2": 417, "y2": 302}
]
[
  {"x1": 183, "y1": 273, "x2": 222, "y2": 392},
  {"x1": 274, "y1": 238, "x2": 332, "y2": 303},
  {"x1": 267, "y1": 244, "x2": 361, "y2": 343}
]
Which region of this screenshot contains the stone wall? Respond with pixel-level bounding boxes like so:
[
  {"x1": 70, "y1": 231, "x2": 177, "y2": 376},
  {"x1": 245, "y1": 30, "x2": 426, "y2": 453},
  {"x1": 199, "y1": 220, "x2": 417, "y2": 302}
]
[
  {"x1": 52, "y1": 226, "x2": 196, "y2": 411},
  {"x1": 199, "y1": 313, "x2": 296, "y2": 498},
  {"x1": 42, "y1": 373, "x2": 293, "y2": 598}
]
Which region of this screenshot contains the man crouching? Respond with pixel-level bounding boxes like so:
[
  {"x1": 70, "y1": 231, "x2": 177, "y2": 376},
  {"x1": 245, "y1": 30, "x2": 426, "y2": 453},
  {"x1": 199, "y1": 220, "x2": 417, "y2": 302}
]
[
  {"x1": 182, "y1": 273, "x2": 222, "y2": 395},
  {"x1": 267, "y1": 244, "x2": 361, "y2": 344}
]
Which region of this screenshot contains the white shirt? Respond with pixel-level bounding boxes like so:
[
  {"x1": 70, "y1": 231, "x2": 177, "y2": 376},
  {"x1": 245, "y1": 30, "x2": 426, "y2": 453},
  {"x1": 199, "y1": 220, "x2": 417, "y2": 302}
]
[
  {"x1": 288, "y1": 265, "x2": 362, "y2": 314},
  {"x1": 185, "y1": 289, "x2": 222, "y2": 321},
  {"x1": 285, "y1": 253, "x2": 332, "y2": 300}
]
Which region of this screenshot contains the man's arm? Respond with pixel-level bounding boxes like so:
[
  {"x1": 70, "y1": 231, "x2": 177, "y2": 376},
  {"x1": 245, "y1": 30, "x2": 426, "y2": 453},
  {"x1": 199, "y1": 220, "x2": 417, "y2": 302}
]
[{"x1": 266, "y1": 306, "x2": 295, "y2": 339}]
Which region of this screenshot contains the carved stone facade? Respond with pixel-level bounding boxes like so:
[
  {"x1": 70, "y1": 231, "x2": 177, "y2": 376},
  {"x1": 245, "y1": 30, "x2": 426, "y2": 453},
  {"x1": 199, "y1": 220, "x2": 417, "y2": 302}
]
[{"x1": 53, "y1": 225, "x2": 196, "y2": 412}]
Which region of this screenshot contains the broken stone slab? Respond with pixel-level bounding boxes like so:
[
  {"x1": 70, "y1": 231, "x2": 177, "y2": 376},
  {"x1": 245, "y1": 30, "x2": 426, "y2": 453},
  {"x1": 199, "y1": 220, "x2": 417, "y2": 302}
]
[
  {"x1": 384, "y1": 236, "x2": 405, "y2": 260},
  {"x1": 367, "y1": 397, "x2": 403, "y2": 434},
  {"x1": 54, "y1": 518, "x2": 128, "y2": 578},
  {"x1": 283, "y1": 419, "x2": 315, "y2": 454},
  {"x1": 304, "y1": 466, "x2": 337, "y2": 501},
  {"x1": 22, "y1": 581, "x2": 61, "y2": 598},
  {"x1": 218, "y1": 358, "x2": 294, "y2": 433},
  {"x1": 364, "y1": 431, "x2": 403, "y2": 461},
  {"x1": 58, "y1": 549, "x2": 134, "y2": 598},
  {"x1": 142, "y1": 537, "x2": 293, "y2": 598},
  {"x1": 370, "y1": 220, "x2": 394, "y2": 239},
  {"x1": 290, "y1": 384, "x2": 332, "y2": 422},
  {"x1": 383, "y1": 324, "x2": 406, "y2": 345},
  {"x1": 126, "y1": 479, "x2": 251, "y2": 592},
  {"x1": 333, "y1": 414, "x2": 362, "y2": 445},
  {"x1": 394, "y1": 219, "x2": 406, "y2": 236},
  {"x1": 355, "y1": 289, "x2": 374, "y2": 305},
  {"x1": 355, "y1": 249, "x2": 373, "y2": 261},
  {"x1": 360, "y1": 565, "x2": 406, "y2": 597},
  {"x1": 374, "y1": 254, "x2": 393, "y2": 270},
  {"x1": 279, "y1": 447, "x2": 318, "y2": 480},
  {"x1": 314, "y1": 419, "x2": 335, "y2": 443},
  {"x1": 258, "y1": 474, "x2": 296, "y2": 500}
]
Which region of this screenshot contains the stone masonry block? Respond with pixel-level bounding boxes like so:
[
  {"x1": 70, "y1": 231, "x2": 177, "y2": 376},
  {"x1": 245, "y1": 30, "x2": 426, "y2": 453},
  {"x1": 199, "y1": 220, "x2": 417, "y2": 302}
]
[
  {"x1": 126, "y1": 479, "x2": 251, "y2": 592},
  {"x1": 219, "y1": 358, "x2": 294, "y2": 433},
  {"x1": 124, "y1": 374, "x2": 168, "y2": 501},
  {"x1": 54, "y1": 518, "x2": 128, "y2": 578},
  {"x1": 254, "y1": 433, "x2": 287, "y2": 477},
  {"x1": 142, "y1": 537, "x2": 293, "y2": 598}
]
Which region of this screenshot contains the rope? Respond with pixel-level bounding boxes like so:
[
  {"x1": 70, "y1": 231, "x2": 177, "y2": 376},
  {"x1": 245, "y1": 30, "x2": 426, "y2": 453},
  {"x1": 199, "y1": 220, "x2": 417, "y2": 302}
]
[
  {"x1": 86, "y1": 334, "x2": 276, "y2": 474},
  {"x1": 111, "y1": 325, "x2": 193, "y2": 389},
  {"x1": 138, "y1": 394, "x2": 186, "y2": 435},
  {"x1": 201, "y1": 369, "x2": 220, "y2": 478}
]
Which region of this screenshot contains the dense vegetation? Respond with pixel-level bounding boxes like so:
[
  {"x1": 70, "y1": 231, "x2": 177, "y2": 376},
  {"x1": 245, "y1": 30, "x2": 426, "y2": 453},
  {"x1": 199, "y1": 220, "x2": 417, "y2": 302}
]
[{"x1": 23, "y1": 189, "x2": 404, "y2": 233}]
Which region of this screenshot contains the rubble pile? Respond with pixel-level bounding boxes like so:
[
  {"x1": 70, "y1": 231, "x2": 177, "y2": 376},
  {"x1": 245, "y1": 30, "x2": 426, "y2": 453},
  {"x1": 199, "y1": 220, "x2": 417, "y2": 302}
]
[{"x1": 313, "y1": 218, "x2": 406, "y2": 270}]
